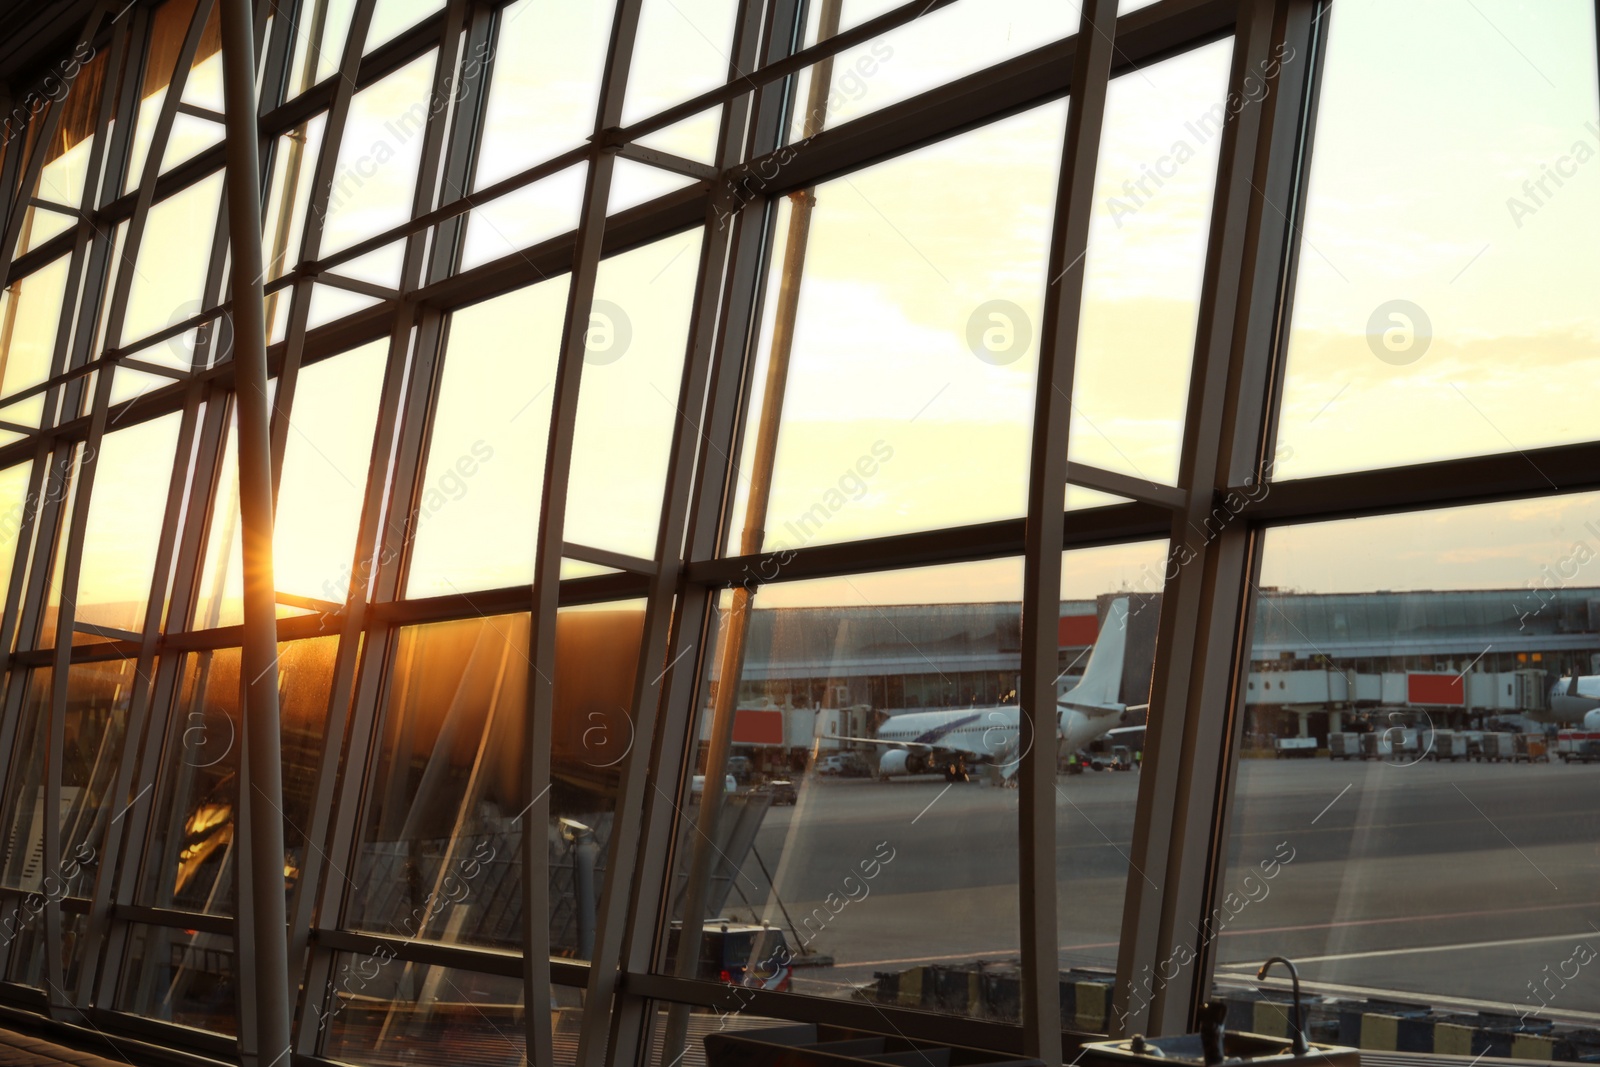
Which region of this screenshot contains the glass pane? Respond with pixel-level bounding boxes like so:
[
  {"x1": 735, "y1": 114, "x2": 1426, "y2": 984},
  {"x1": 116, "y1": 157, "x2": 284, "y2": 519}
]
[
  {"x1": 138, "y1": 637, "x2": 338, "y2": 916},
  {"x1": 622, "y1": 0, "x2": 738, "y2": 161},
  {"x1": 0, "y1": 257, "x2": 72, "y2": 405},
  {"x1": 22, "y1": 48, "x2": 108, "y2": 229},
  {"x1": 458, "y1": 165, "x2": 586, "y2": 274},
  {"x1": 124, "y1": 0, "x2": 208, "y2": 190},
  {"x1": 0, "y1": 662, "x2": 133, "y2": 896},
  {"x1": 1273, "y1": 0, "x2": 1600, "y2": 479},
  {"x1": 472, "y1": 0, "x2": 608, "y2": 189},
  {"x1": 1071, "y1": 39, "x2": 1233, "y2": 486},
  {"x1": 789, "y1": 0, "x2": 1072, "y2": 143},
  {"x1": 365, "y1": 0, "x2": 444, "y2": 54},
  {"x1": 5, "y1": 910, "x2": 88, "y2": 993},
  {"x1": 274, "y1": 342, "x2": 386, "y2": 602},
  {"x1": 1054, "y1": 543, "x2": 1165, "y2": 987},
  {"x1": 262, "y1": 113, "x2": 328, "y2": 285},
  {"x1": 156, "y1": 0, "x2": 224, "y2": 174},
  {"x1": 667, "y1": 560, "x2": 1024, "y2": 1021},
  {"x1": 118, "y1": 923, "x2": 236, "y2": 1034},
  {"x1": 289, "y1": 0, "x2": 357, "y2": 94},
  {"x1": 49, "y1": 412, "x2": 182, "y2": 642},
  {"x1": 1210, "y1": 494, "x2": 1600, "y2": 1045},
  {"x1": 0, "y1": 462, "x2": 31, "y2": 602},
  {"x1": 121, "y1": 171, "x2": 223, "y2": 348},
  {"x1": 565, "y1": 230, "x2": 701, "y2": 559},
  {"x1": 404, "y1": 277, "x2": 568, "y2": 598},
  {"x1": 318, "y1": 956, "x2": 522, "y2": 1066},
  {"x1": 349, "y1": 607, "x2": 642, "y2": 958},
  {"x1": 0, "y1": 671, "x2": 58, "y2": 892},
  {"x1": 550, "y1": 603, "x2": 644, "y2": 960},
  {"x1": 319, "y1": 51, "x2": 437, "y2": 258},
  {"x1": 733, "y1": 102, "x2": 1065, "y2": 553},
  {"x1": 195, "y1": 342, "x2": 383, "y2": 625},
  {"x1": 348, "y1": 615, "x2": 531, "y2": 950}
]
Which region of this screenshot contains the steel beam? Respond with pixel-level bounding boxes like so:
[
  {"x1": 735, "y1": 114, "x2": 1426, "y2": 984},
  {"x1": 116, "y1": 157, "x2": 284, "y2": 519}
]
[
  {"x1": 1016, "y1": 0, "x2": 1117, "y2": 1057},
  {"x1": 216, "y1": 0, "x2": 293, "y2": 1058}
]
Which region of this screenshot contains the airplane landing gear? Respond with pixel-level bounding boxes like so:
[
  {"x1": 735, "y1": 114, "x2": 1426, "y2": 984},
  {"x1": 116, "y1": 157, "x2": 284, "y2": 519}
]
[{"x1": 942, "y1": 758, "x2": 970, "y2": 782}]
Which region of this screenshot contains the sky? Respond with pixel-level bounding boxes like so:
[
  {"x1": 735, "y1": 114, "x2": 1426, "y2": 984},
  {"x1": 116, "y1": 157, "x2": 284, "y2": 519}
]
[{"x1": 3, "y1": 0, "x2": 1600, "y2": 625}]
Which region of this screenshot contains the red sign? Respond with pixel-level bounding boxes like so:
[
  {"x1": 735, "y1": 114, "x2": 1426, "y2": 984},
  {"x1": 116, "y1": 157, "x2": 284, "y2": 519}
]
[
  {"x1": 732, "y1": 708, "x2": 785, "y2": 745},
  {"x1": 1407, "y1": 673, "x2": 1464, "y2": 706},
  {"x1": 1059, "y1": 614, "x2": 1098, "y2": 649}
]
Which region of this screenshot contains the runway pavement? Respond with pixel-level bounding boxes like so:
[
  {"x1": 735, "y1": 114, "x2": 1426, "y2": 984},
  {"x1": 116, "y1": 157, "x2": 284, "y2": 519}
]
[{"x1": 717, "y1": 759, "x2": 1600, "y2": 1023}]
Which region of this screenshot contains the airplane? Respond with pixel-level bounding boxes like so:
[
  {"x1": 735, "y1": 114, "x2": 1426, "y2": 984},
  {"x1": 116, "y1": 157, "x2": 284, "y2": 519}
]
[
  {"x1": 1543, "y1": 675, "x2": 1600, "y2": 730},
  {"x1": 826, "y1": 597, "x2": 1145, "y2": 782}
]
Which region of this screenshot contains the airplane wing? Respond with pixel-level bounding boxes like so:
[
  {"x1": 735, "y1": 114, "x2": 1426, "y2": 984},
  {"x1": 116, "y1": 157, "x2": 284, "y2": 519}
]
[{"x1": 1106, "y1": 724, "x2": 1146, "y2": 737}]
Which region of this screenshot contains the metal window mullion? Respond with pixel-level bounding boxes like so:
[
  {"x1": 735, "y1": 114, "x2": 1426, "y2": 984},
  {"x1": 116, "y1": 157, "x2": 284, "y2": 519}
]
[
  {"x1": 293, "y1": 0, "x2": 489, "y2": 1047},
  {"x1": 1015, "y1": 0, "x2": 1117, "y2": 1057},
  {"x1": 41, "y1": 365, "x2": 117, "y2": 1014},
  {"x1": 89, "y1": 390, "x2": 222, "y2": 1009},
  {"x1": 1110, "y1": 0, "x2": 1311, "y2": 1036},
  {"x1": 574, "y1": 0, "x2": 784, "y2": 1059},
  {"x1": 98, "y1": 0, "x2": 219, "y2": 354},
  {"x1": 71, "y1": 379, "x2": 210, "y2": 1009},
  {"x1": 613, "y1": 53, "x2": 803, "y2": 1067},
  {"x1": 1188, "y1": 0, "x2": 1325, "y2": 1020},
  {"x1": 0, "y1": 445, "x2": 61, "y2": 984},
  {"x1": 0, "y1": 1, "x2": 114, "y2": 292},
  {"x1": 267, "y1": 0, "x2": 380, "y2": 487},
  {"x1": 521, "y1": 2, "x2": 647, "y2": 1062}
]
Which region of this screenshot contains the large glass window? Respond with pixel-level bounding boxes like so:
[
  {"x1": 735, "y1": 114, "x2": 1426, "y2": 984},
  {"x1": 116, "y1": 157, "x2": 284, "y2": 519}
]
[
  {"x1": 731, "y1": 102, "x2": 1066, "y2": 552},
  {"x1": 1211, "y1": 497, "x2": 1600, "y2": 1047},
  {"x1": 668, "y1": 560, "x2": 1026, "y2": 1018},
  {"x1": 1273, "y1": 0, "x2": 1600, "y2": 479}
]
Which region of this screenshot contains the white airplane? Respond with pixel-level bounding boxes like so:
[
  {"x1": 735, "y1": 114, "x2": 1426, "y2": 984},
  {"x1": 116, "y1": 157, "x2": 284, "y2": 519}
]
[
  {"x1": 827, "y1": 597, "x2": 1146, "y2": 781},
  {"x1": 1544, "y1": 675, "x2": 1600, "y2": 730}
]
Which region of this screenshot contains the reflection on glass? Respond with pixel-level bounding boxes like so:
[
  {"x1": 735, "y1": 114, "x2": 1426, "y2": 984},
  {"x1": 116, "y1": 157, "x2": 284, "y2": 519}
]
[
  {"x1": 319, "y1": 51, "x2": 437, "y2": 258},
  {"x1": 473, "y1": 0, "x2": 609, "y2": 190},
  {"x1": 404, "y1": 278, "x2": 567, "y2": 598},
  {"x1": 1073, "y1": 40, "x2": 1232, "y2": 486},
  {"x1": 668, "y1": 562, "x2": 1025, "y2": 1019},
  {"x1": 5, "y1": 911, "x2": 88, "y2": 993},
  {"x1": 138, "y1": 638, "x2": 337, "y2": 916},
  {"x1": 733, "y1": 103, "x2": 1064, "y2": 551},
  {"x1": 1210, "y1": 496, "x2": 1600, "y2": 1044},
  {"x1": 0, "y1": 257, "x2": 72, "y2": 405},
  {"x1": 118, "y1": 923, "x2": 236, "y2": 1034},
  {"x1": 1274, "y1": 1, "x2": 1600, "y2": 478},
  {"x1": 0, "y1": 662, "x2": 134, "y2": 899},
  {"x1": 350, "y1": 607, "x2": 643, "y2": 960},
  {"x1": 565, "y1": 231, "x2": 701, "y2": 558},
  {"x1": 319, "y1": 958, "x2": 523, "y2": 1066},
  {"x1": 349, "y1": 615, "x2": 531, "y2": 950},
  {"x1": 121, "y1": 171, "x2": 224, "y2": 347},
  {"x1": 1053, "y1": 543, "x2": 1165, "y2": 985}
]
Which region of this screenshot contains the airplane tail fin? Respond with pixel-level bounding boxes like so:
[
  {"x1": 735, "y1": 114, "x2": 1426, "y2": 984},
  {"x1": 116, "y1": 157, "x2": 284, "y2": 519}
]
[{"x1": 1062, "y1": 597, "x2": 1129, "y2": 712}]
